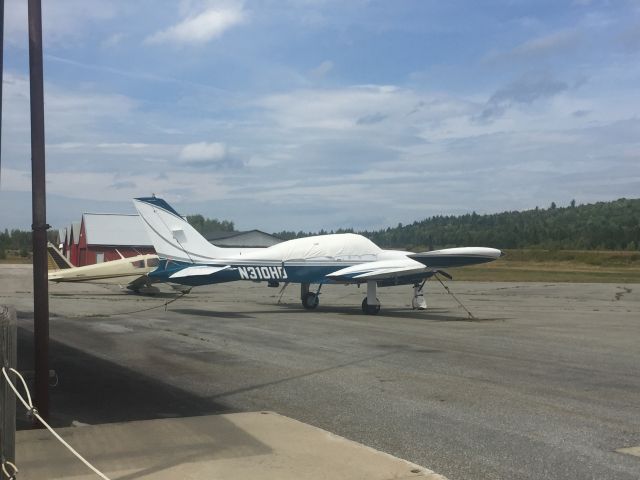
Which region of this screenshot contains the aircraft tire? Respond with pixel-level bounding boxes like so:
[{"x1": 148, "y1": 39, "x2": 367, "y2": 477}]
[
  {"x1": 302, "y1": 292, "x2": 319, "y2": 310},
  {"x1": 361, "y1": 298, "x2": 380, "y2": 315}
]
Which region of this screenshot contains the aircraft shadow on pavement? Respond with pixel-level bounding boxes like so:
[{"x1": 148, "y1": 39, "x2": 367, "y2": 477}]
[
  {"x1": 50, "y1": 291, "x2": 182, "y2": 300},
  {"x1": 17, "y1": 326, "x2": 273, "y2": 478},
  {"x1": 16, "y1": 327, "x2": 232, "y2": 428},
  {"x1": 241, "y1": 302, "x2": 505, "y2": 322}
]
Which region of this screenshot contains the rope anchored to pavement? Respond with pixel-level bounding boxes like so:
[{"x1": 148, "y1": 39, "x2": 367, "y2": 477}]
[
  {"x1": 1, "y1": 460, "x2": 18, "y2": 480},
  {"x1": 1, "y1": 367, "x2": 111, "y2": 480},
  {"x1": 434, "y1": 273, "x2": 477, "y2": 320}
]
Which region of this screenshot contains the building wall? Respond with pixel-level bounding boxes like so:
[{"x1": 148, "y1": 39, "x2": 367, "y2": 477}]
[
  {"x1": 77, "y1": 220, "x2": 88, "y2": 266},
  {"x1": 69, "y1": 240, "x2": 79, "y2": 266},
  {"x1": 76, "y1": 218, "x2": 155, "y2": 265},
  {"x1": 84, "y1": 246, "x2": 155, "y2": 265}
]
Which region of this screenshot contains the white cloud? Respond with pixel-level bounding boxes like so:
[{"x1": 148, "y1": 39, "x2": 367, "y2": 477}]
[
  {"x1": 475, "y1": 73, "x2": 570, "y2": 122},
  {"x1": 483, "y1": 29, "x2": 581, "y2": 64},
  {"x1": 1, "y1": 72, "x2": 138, "y2": 168},
  {"x1": 102, "y1": 32, "x2": 127, "y2": 48},
  {"x1": 179, "y1": 142, "x2": 227, "y2": 163},
  {"x1": 146, "y1": 4, "x2": 245, "y2": 45},
  {"x1": 0, "y1": 166, "x2": 232, "y2": 204},
  {"x1": 511, "y1": 29, "x2": 580, "y2": 57},
  {"x1": 310, "y1": 60, "x2": 334, "y2": 78},
  {"x1": 255, "y1": 85, "x2": 473, "y2": 139}
]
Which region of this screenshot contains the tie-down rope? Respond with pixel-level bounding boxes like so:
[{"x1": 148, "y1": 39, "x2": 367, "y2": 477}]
[
  {"x1": 434, "y1": 274, "x2": 477, "y2": 320},
  {"x1": 1, "y1": 367, "x2": 111, "y2": 480}
]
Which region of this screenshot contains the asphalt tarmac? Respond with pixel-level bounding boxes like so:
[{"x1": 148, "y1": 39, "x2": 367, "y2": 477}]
[{"x1": 1, "y1": 264, "x2": 639, "y2": 480}]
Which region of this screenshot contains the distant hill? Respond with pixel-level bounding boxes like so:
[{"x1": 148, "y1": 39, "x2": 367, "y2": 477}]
[{"x1": 276, "y1": 198, "x2": 640, "y2": 251}]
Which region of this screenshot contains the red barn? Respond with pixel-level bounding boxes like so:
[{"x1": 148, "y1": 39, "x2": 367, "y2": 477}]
[
  {"x1": 76, "y1": 213, "x2": 155, "y2": 266},
  {"x1": 68, "y1": 221, "x2": 81, "y2": 266}
]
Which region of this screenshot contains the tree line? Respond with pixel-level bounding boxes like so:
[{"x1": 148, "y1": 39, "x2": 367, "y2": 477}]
[
  {"x1": 185, "y1": 214, "x2": 234, "y2": 234},
  {"x1": 274, "y1": 198, "x2": 640, "y2": 251},
  {"x1": 0, "y1": 229, "x2": 58, "y2": 259},
  {"x1": 2, "y1": 198, "x2": 639, "y2": 258}
]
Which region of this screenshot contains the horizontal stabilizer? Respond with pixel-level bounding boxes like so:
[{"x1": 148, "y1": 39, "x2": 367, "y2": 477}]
[
  {"x1": 47, "y1": 242, "x2": 74, "y2": 270},
  {"x1": 169, "y1": 265, "x2": 231, "y2": 279}
]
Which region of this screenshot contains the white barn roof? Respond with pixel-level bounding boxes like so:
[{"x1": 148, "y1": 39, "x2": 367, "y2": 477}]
[
  {"x1": 57, "y1": 228, "x2": 67, "y2": 244},
  {"x1": 82, "y1": 213, "x2": 152, "y2": 247},
  {"x1": 70, "y1": 221, "x2": 81, "y2": 245}
]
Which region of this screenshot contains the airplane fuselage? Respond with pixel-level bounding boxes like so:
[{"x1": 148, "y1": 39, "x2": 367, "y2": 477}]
[
  {"x1": 150, "y1": 247, "x2": 432, "y2": 287},
  {"x1": 48, "y1": 254, "x2": 158, "y2": 285}
]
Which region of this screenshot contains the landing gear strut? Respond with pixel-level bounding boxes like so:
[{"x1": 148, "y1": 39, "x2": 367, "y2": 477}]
[
  {"x1": 362, "y1": 280, "x2": 381, "y2": 315},
  {"x1": 301, "y1": 283, "x2": 320, "y2": 310},
  {"x1": 412, "y1": 280, "x2": 427, "y2": 310}
]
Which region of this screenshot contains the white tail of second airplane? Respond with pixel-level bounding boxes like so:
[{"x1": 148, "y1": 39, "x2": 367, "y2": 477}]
[{"x1": 133, "y1": 197, "x2": 225, "y2": 264}]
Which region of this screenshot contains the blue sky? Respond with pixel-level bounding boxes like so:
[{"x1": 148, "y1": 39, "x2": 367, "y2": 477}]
[{"x1": 1, "y1": 0, "x2": 639, "y2": 231}]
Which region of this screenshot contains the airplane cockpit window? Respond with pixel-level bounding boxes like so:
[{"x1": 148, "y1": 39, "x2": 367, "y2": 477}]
[
  {"x1": 146, "y1": 258, "x2": 159, "y2": 268},
  {"x1": 131, "y1": 260, "x2": 145, "y2": 268}
]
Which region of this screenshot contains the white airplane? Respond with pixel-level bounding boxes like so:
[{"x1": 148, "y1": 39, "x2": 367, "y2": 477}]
[
  {"x1": 134, "y1": 197, "x2": 503, "y2": 314},
  {"x1": 47, "y1": 242, "x2": 161, "y2": 293}
]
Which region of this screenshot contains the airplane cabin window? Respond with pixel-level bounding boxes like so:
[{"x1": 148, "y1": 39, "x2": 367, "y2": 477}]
[{"x1": 146, "y1": 258, "x2": 159, "y2": 268}]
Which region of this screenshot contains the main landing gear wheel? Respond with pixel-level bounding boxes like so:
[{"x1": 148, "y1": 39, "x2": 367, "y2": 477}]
[
  {"x1": 302, "y1": 292, "x2": 319, "y2": 310},
  {"x1": 361, "y1": 298, "x2": 380, "y2": 315}
]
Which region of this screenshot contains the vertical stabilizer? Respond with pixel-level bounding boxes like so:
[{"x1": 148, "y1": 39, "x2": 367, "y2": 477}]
[{"x1": 133, "y1": 197, "x2": 224, "y2": 263}]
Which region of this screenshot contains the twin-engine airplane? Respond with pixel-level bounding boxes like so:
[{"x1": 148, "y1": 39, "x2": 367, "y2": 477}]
[{"x1": 133, "y1": 197, "x2": 503, "y2": 314}]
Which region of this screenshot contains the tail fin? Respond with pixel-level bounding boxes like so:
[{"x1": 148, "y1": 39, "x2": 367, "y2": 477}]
[
  {"x1": 133, "y1": 197, "x2": 224, "y2": 263},
  {"x1": 47, "y1": 242, "x2": 74, "y2": 270}
]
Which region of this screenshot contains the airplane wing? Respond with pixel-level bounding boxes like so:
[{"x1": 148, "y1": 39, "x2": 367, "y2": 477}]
[
  {"x1": 326, "y1": 247, "x2": 503, "y2": 283},
  {"x1": 326, "y1": 258, "x2": 429, "y2": 282},
  {"x1": 408, "y1": 247, "x2": 503, "y2": 268}
]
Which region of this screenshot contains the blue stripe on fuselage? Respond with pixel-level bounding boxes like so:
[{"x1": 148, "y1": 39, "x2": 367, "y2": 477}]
[
  {"x1": 150, "y1": 259, "x2": 434, "y2": 287},
  {"x1": 150, "y1": 259, "x2": 340, "y2": 286}
]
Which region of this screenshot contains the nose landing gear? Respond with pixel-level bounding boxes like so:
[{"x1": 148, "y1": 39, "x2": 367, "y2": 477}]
[
  {"x1": 361, "y1": 297, "x2": 380, "y2": 314},
  {"x1": 412, "y1": 281, "x2": 427, "y2": 310},
  {"x1": 361, "y1": 280, "x2": 381, "y2": 315}
]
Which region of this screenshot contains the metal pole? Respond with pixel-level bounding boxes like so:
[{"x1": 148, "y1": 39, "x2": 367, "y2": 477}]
[
  {"x1": 27, "y1": 0, "x2": 50, "y2": 422},
  {"x1": 0, "y1": 306, "x2": 17, "y2": 466},
  {"x1": 0, "y1": 0, "x2": 4, "y2": 188}
]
